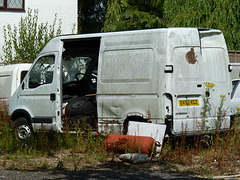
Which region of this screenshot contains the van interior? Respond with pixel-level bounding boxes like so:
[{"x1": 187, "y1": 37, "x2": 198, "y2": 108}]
[{"x1": 61, "y1": 38, "x2": 100, "y2": 130}]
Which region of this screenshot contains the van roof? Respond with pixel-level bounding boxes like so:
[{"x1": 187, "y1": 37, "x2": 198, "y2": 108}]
[{"x1": 55, "y1": 27, "x2": 222, "y2": 41}]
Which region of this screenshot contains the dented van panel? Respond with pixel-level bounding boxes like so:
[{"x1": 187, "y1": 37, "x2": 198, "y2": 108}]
[{"x1": 8, "y1": 28, "x2": 232, "y2": 139}]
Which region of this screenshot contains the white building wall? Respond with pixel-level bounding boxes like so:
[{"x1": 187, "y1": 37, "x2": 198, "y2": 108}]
[{"x1": 0, "y1": 0, "x2": 78, "y2": 60}]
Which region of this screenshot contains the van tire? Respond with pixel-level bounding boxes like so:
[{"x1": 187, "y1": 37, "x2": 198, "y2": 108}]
[
  {"x1": 65, "y1": 96, "x2": 96, "y2": 117},
  {"x1": 13, "y1": 117, "x2": 33, "y2": 143}
]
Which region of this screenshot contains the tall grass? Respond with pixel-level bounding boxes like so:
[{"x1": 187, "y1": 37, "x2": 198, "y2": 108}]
[
  {"x1": 159, "y1": 117, "x2": 240, "y2": 176},
  {"x1": 1, "y1": 97, "x2": 240, "y2": 176},
  {"x1": 0, "y1": 102, "x2": 16, "y2": 154},
  {"x1": 0, "y1": 102, "x2": 106, "y2": 158},
  {"x1": 158, "y1": 91, "x2": 240, "y2": 176}
]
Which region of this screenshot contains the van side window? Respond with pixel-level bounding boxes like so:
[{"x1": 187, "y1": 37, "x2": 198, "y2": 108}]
[
  {"x1": 29, "y1": 55, "x2": 55, "y2": 88},
  {"x1": 62, "y1": 56, "x2": 92, "y2": 84}
]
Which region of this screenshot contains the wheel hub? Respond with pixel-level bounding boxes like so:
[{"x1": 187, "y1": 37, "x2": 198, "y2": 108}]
[{"x1": 17, "y1": 125, "x2": 31, "y2": 139}]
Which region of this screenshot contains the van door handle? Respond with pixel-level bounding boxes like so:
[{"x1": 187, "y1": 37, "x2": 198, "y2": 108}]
[
  {"x1": 50, "y1": 93, "x2": 56, "y2": 101},
  {"x1": 165, "y1": 65, "x2": 173, "y2": 73}
]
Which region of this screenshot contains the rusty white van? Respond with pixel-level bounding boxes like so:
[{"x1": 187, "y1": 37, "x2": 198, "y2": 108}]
[
  {"x1": 8, "y1": 28, "x2": 232, "y2": 141},
  {"x1": 0, "y1": 64, "x2": 31, "y2": 108}
]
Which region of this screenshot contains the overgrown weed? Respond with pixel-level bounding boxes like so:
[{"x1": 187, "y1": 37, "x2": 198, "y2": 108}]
[
  {"x1": 1, "y1": 95, "x2": 240, "y2": 176},
  {"x1": 0, "y1": 103, "x2": 107, "y2": 163},
  {"x1": 159, "y1": 117, "x2": 240, "y2": 176},
  {"x1": 159, "y1": 88, "x2": 240, "y2": 176}
]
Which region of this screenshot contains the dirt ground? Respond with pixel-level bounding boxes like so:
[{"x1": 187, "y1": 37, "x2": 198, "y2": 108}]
[{"x1": 0, "y1": 150, "x2": 240, "y2": 179}]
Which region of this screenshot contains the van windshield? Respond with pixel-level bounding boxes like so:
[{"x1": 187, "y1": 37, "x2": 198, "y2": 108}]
[{"x1": 62, "y1": 56, "x2": 92, "y2": 84}]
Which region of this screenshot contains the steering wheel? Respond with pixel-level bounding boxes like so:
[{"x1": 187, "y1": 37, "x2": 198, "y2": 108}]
[
  {"x1": 75, "y1": 72, "x2": 94, "y2": 83},
  {"x1": 75, "y1": 73, "x2": 87, "y2": 82}
]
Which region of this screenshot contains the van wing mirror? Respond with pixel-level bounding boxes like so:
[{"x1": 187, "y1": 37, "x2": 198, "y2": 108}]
[{"x1": 165, "y1": 65, "x2": 173, "y2": 73}]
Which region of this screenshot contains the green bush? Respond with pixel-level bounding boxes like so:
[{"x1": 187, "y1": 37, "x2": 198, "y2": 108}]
[{"x1": 1, "y1": 8, "x2": 62, "y2": 64}]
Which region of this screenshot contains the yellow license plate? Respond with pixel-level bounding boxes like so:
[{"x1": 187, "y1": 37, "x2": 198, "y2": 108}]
[{"x1": 178, "y1": 99, "x2": 199, "y2": 106}]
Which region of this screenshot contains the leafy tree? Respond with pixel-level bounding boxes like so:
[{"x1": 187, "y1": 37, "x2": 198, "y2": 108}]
[
  {"x1": 102, "y1": 0, "x2": 165, "y2": 32},
  {"x1": 163, "y1": 0, "x2": 240, "y2": 50},
  {"x1": 1, "y1": 8, "x2": 62, "y2": 64},
  {"x1": 163, "y1": 0, "x2": 212, "y2": 27},
  {"x1": 103, "y1": 0, "x2": 240, "y2": 50},
  {"x1": 78, "y1": 0, "x2": 107, "y2": 33}
]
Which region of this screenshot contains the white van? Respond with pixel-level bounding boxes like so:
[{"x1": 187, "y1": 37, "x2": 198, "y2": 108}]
[
  {"x1": 0, "y1": 64, "x2": 31, "y2": 107},
  {"x1": 230, "y1": 63, "x2": 240, "y2": 80},
  {"x1": 8, "y1": 28, "x2": 232, "y2": 140},
  {"x1": 231, "y1": 79, "x2": 240, "y2": 116}
]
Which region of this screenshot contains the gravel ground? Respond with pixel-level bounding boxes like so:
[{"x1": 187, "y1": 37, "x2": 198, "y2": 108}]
[
  {"x1": 0, "y1": 151, "x2": 238, "y2": 179},
  {"x1": 0, "y1": 169, "x2": 210, "y2": 180}
]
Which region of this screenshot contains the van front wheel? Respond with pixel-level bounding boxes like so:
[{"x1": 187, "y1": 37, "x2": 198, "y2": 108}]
[{"x1": 13, "y1": 117, "x2": 33, "y2": 142}]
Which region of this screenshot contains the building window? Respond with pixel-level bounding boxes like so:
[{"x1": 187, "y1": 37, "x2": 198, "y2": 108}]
[{"x1": 0, "y1": 0, "x2": 25, "y2": 11}]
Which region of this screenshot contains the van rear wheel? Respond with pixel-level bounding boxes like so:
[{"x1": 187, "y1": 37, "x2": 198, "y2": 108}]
[{"x1": 13, "y1": 117, "x2": 33, "y2": 143}]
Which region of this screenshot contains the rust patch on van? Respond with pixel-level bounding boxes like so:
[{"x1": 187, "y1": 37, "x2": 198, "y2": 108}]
[{"x1": 185, "y1": 47, "x2": 198, "y2": 64}]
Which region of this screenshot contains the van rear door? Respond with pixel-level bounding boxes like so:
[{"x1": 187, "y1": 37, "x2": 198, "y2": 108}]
[
  {"x1": 167, "y1": 29, "x2": 204, "y2": 134},
  {"x1": 172, "y1": 46, "x2": 204, "y2": 134},
  {"x1": 169, "y1": 29, "x2": 231, "y2": 135},
  {"x1": 200, "y1": 30, "x2": 231, "y2": 130}
]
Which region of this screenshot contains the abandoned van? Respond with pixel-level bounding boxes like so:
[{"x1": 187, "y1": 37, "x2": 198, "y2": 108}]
[
  {"x1": 0, "y1": 64, "x2": 31, "y2": 107},
  {"x1": 8, "y1": 28, "x2": 232, "y2": 141}
]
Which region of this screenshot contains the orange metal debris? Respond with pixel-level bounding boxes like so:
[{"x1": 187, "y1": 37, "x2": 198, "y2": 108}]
[{"x1": 104, "y1": 134, "x2": 155, "y2": 155}]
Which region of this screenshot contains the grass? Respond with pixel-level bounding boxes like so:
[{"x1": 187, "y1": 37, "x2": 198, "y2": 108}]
[
  {"x1": 1, "y1": 101, "x2": 240, "y2": 177},
  {"x1": 0, "y1": 102, "x2": 108, "y2": 170},
  {"x1": 158, "y1": 117, "x2": 240, "y2": 177}
]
